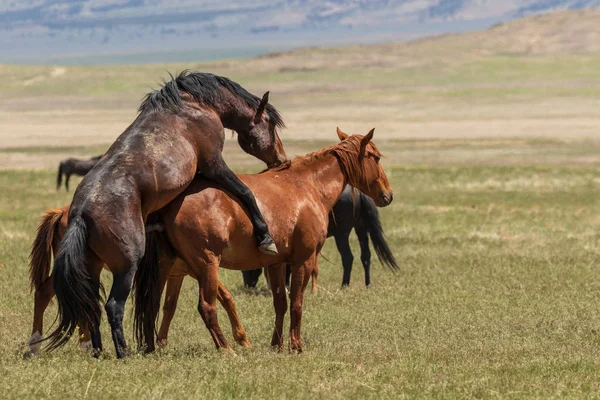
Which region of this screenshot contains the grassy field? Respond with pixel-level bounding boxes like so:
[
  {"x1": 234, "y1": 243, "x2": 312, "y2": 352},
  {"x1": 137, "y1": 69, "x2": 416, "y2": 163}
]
[
  {"x1": 1, "y1": 139, "x2": 600, "y2": 398},
  {"x1": 3, "y1": 13, "x2": 600, "y2": 396}
]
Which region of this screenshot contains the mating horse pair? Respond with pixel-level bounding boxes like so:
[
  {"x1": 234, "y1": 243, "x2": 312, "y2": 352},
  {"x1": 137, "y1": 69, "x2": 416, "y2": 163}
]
[{"x1": 33, "y1": 71, "x2": 393, "y2": 358}]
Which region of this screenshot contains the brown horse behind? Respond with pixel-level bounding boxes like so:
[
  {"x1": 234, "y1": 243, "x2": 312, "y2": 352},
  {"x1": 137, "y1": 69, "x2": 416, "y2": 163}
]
[{"x1": 137, "y1": 128, "x2": 393, "y2": 352}]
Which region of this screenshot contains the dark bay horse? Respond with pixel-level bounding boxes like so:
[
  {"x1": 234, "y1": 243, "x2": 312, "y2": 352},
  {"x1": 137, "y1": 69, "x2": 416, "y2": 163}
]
[
  {"x1": 242, "y1": 185, "x2": 398, "y2": 288},
  {"x1": 56, "y1": 155, "x2": 102, "y2": 191},
  {"x1": 136, "y1": 128, "x2": 393, "y2": 353},
  {"x1": 25, "y1": 206, "x2": 250, "y2": 357},
  {"x1": 46, "y1": 71, "x2": 287, "y2": 358}
]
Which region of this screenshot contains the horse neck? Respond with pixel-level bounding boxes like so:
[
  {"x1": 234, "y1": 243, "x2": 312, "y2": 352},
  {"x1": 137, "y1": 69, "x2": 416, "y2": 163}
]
[
  {"x1": 209, "y1": 90, "x2": 253, "y2": 132},
  {"x1": 292, "y1": 153, "x2": 348, "y2": 212}
]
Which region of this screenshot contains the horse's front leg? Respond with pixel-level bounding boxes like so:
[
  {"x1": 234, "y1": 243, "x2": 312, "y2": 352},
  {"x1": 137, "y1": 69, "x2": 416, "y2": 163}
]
[
  {"x1": 267, "y1": 264, "x2": 287, "y2": 351},
  {"x1": 289, "y1": 257, "x2": 314, "y2": 353},
  {"x1": 201, "y1": 161, "x2": 277, "y2": 255}
]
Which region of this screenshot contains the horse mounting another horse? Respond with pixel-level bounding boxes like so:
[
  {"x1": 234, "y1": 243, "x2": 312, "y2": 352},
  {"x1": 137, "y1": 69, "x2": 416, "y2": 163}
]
[
  {"x1": 25, "y1": 206, "x2": 250, "y2": 357},
  {"x1": 56, "y1": 155, "x2": 103, "y2": 191},
  {"x1": 136, "y1": 128, "x2": 393, "y2": 353},
  {"x1": 45, "y1": 71, "x2": 287, "y2": 358},
  {"x1": 27, "y1": 127, "x2": 392, "y2": 356},
  {"x1": 242, "y1": 185, "x2": 399, "y2": 289}
]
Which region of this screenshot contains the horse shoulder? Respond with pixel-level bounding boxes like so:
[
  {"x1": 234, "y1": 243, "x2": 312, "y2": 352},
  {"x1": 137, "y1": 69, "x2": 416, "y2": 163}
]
[{"x1": 292, "y1": 199, "x2": 328, "y2": 251}]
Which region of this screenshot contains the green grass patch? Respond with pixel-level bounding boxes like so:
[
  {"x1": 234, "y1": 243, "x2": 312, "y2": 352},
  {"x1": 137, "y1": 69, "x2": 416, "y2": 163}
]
[{"x1": 1, "y1": 162, "x2": 600, "y2": 397}]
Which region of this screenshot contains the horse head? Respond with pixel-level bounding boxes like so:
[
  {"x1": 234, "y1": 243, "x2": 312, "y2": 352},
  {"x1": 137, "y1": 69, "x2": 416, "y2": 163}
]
[{"x1": 334, "y1": 127, "x2": 393, "y2": 207}]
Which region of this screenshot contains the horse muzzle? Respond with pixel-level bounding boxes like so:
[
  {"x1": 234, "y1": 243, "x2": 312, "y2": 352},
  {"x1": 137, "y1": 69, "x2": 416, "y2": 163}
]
[
  {"x1": 268, "y1": 155, "x2": 287, "y2": 169},
  {"x1": 377, "y1": 191, "x2": 393, "y2": 207}
]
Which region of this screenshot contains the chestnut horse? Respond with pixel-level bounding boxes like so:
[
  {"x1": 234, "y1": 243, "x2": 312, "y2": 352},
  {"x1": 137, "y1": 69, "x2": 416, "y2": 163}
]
[
  {"x1": 136, "y1": 128, "x2": 393, "y2": 352},
  {"x1": 45, "y1": 71, "x2": 286, "y2": 358},
  {"x1": 25, "y1": 206, "x2": 250, "y2": 357}
]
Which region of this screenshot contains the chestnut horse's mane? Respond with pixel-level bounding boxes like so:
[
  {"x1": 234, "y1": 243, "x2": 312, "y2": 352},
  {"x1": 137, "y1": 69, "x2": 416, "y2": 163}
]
[
  {"x1": 139, "y1": 70, "x2": 285, "y2": 128},
  {"x1": 271, "y1": 135, "x2": 382, "y2": 188}
]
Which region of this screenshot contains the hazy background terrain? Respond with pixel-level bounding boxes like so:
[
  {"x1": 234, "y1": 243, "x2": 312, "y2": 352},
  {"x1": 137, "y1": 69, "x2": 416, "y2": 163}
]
[
  {"x1": 2, "y1": 0, "x2": 600, "y2": 64},
  {"x1": 2, "y1": 8, "x2": 600, "y2": 169},
  {"x1": 2, "y1": 2, "x2": 600, "y2": 398}
]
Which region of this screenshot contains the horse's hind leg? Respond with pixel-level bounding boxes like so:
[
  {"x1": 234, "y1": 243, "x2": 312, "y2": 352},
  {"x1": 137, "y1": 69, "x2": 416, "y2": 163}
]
[
  {"x1": 157, "y1": 274, "x2": 184, "y2": 347},
  {"x1": 86, "y1": 253, "x2": 105, "y2": 356},
  {"x1": 195, "y1": 260, "x2": 230, "y2": 351},
  {"x1": 334, "y1": 232, "x2": 354, "y2": 287},
  {"x1": 24, "y1": 277, "x2": 54, "y2": 357},
  {"x1": 203, "y1": 163, "x2": 277, "y2": 255},
  {"x1": 217, "y1": 281, "x2": 250, "y2": 348},
  {"x1": 77, "y1": 323, "x2": 92, "y2": 351},
  {"x1": 105, "y1": 266, "x2": 138, "y2": 358},
  {"x1": 355, "y1": 225, "x2": 372, "y2": 287}
]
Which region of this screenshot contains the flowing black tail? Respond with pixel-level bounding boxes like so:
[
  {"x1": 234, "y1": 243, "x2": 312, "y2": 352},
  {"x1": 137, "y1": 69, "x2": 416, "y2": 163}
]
[
  {"x1": 359, "y1": 193, "x2": 399, "y2": 270},
  {"x1": 45, "y1": 215, "x2": 101, "y2": 351},
  {"x1": 133, "y1": 228, "x2": 162, "y2": 353},
  {"x1": 56, "y1": 163, "x2": 63, "y2": 191}
]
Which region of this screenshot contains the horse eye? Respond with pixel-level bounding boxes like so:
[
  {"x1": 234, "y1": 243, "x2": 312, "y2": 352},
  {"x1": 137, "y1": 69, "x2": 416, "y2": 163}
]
[{"x1": 374, "y1": 156, "x2": 380, "y2": 163}]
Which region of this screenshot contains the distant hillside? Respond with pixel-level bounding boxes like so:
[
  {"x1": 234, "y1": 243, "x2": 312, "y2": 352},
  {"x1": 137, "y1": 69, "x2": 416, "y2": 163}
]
[
  {"x1": 1, "y1": 1, "x2": 600, "y2": 64},
  {"x1": 237, "y1": 9, "x2": 600, "y2": 72}
]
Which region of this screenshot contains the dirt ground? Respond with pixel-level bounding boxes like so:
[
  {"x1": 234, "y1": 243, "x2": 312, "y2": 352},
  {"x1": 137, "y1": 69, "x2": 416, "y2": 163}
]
[{"x1": 1, "y1": 96, "x2": 599, "y2": 169}]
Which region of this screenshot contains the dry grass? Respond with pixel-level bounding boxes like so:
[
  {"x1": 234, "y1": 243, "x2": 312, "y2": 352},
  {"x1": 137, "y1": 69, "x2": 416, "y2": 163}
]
[
  {"x1": 2, "y1": 154, "x2": 600, "y2": 398},
  {"x1": 2, "y1": 17, "x2": 600, "y2": 396}
]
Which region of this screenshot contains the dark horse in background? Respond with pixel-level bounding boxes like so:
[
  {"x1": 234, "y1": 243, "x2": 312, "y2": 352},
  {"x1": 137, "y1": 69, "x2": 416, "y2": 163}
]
[
  {"x1": 44, "y1": 71, "x2": 287, "y2": 358},
  {"x1": 56, "y1": 155, "x2": 102, "y2": 191},
  {"x1": 242, "y1": 185, "x2": 398, "y2": 288}
]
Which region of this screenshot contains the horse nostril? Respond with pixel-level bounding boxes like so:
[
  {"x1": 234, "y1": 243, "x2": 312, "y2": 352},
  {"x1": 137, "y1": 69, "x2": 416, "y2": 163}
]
[{"x1": 381, "y1": 191, "x2": 393, "y2": 205}]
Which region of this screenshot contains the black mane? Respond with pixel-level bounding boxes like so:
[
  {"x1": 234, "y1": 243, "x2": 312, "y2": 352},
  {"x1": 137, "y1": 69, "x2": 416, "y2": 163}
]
[{"x1": 139, "y1": 71, "x2": 284, "y2": 128}]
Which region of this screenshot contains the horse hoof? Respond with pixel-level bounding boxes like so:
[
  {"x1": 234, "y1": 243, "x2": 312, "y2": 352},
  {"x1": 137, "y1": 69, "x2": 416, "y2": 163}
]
[
  {"x1": 23, "y1": 349, "x2": 37, "y2": 359},
  {"x1": 24, "y1": 332, "x2": 42, "y2": 358},
  {"x1": 79, "y1": 340, "x2": 92, "y2": 352},
  {"x1": 259, "y1": 241, "x2": 278, "y2": 255},
  {"x1": 220, "y1": 347, "x2": 237, "y2": 356}
]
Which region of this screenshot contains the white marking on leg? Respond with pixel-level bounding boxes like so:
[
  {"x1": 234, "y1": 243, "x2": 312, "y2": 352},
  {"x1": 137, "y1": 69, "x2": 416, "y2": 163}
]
[{"x1": 26, "y1": 331, "x2": 43, "y2": 355}]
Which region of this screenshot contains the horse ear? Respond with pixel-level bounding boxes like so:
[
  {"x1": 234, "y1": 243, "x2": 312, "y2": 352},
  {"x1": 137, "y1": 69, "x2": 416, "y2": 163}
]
[
  {"x1": 336, "y1": 127, "x2": 349, "y2": 141},
  {"x1": 359, "y1": 128, "x2": 375, "y2": 159},
  {"x1": 253, "y1": 91, "x2": 270, "y2": 124}
]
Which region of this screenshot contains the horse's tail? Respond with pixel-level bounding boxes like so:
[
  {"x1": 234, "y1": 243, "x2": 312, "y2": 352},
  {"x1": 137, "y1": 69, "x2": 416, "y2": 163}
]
[
  {"x1": 46, "y1": 215, "x2": 101, "y2": 351},
  {"x1": 56, "y1": 162, "x2": 64, "y2": 190},
  {"x1": 29, "y1": 208, "x2": 64, "y2": 292},
  {"x1": 359, "y1": 193, "x2": 399, "y2": 271},
  {"x1": 133, "y1": 228, "x2": 162, "y2": 352}
]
